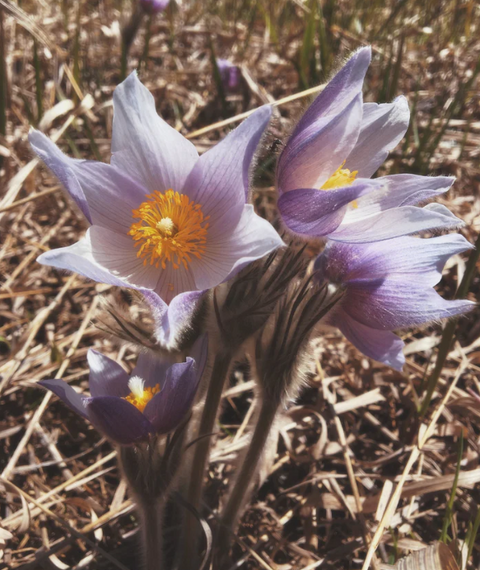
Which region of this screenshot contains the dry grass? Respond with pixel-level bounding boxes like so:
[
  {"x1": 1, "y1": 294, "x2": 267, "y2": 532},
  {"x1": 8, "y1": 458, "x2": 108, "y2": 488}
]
[{"x1": 0, "y1": 0, "x2": 480, "y2": 568}]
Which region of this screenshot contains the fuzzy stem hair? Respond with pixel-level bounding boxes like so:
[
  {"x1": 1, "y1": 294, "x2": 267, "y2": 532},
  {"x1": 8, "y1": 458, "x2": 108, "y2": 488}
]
[
  {"x1": 179, "y1": 349, "x2": 233, "y2": 570},
  {"x1": 138, "y1": 498, "x2": 165, "y2": 570},
  {"x1": 215, "y1": 395, "x2": 279, "y2": 562}
]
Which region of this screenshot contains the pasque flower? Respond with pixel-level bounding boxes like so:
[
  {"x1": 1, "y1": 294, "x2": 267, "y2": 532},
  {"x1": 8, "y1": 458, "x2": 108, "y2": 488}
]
[
  {"x1": 139, "y1": 0, "x2": 169, "y2": 14},
  {"x1": 276, "y1": 46, "x2": 462, "y2": 242},
  {"x1": 315, "y1": 234, "x2": 474, "y2": 370},
  {"x1": 29, "y1": 73, "x2": 283, "y2": 346},
  {"x1": 38, "y1": 337, "x2": 208, "y2": 445},
  {"x1": 216, "y1": 58, "x2": 241, "y2": 92}
]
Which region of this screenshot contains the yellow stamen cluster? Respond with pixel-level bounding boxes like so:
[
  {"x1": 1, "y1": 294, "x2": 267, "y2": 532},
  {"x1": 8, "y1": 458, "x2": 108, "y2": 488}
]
[
  {"x1": 320, "y1": 162, "x2": 358, "y2": 190},
  {"x1": 124, "y1": 379, "x2": 161, "y2": 413},
  {"x1": 129, "y1": 190, "x2": 209, "y2": 270}
]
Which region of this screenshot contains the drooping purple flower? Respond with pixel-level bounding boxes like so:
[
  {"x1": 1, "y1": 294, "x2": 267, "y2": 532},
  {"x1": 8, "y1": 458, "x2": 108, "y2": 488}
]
[
  {"x1": 276, "y1": 46, "x2": 462, "y2": 243},
  {"x1": 216, "y1": 58, "x2": 241, "y2": 92},
  {"x1": 139, "y1": 0, "x2": 169, "y2": 14},
  {"x1": 38, "y1": 336, "x2": 208, "y2": 445},
  {"x1": 315, "y1": 234, "x2": 474, "y2": 370},
  {"x1": 29, "y1": 72, "x2": 283, "y2": 347}
]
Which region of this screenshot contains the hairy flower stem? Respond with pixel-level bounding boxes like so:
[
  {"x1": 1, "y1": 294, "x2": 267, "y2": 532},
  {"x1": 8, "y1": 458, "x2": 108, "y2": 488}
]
[
  {"x1": 216, "y1": 396, "x2": 279, "y2": 563},
  {"x1": 138, "y1": 498, "x2": 164, "y2": 570},
  {"x1": 179, "y1": 350, "x2": 233, "y2": 570},
  {"x1": 419, "y1": 231, "x2": 480, "y2": 417}
]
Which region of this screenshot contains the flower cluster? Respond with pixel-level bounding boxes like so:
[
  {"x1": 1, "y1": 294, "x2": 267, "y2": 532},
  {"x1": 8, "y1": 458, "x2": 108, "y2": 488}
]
[
  {"x1": 32, "y1": 45, "x2": 474, "y2": 566},
  {"x1": 32, "y1": 48, "x2": 474, "y2": 447}
]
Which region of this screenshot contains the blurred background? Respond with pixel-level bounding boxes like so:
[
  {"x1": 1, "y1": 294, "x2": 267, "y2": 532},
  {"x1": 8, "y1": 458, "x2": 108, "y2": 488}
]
[{"x1": 0, "y1": 0, "x2": 480, "y2": 569}]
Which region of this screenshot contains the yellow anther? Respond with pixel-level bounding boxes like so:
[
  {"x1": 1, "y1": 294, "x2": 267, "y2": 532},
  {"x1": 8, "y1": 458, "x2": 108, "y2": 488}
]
[
  {"x1": 129, "y1": 190, "x2": 209, "y2": 270},
  {"x1": 124, "y1": 376, "x2": 161, "y2": 413},
  {"x1": 321, "y1": 162, "x2": 358, "y2": 191}
]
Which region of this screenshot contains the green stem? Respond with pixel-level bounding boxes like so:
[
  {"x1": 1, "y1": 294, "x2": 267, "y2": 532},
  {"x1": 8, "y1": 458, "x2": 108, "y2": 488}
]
[
  {"x1": 419, "y1": 231, "x2": 480, "y2": 417},
  {"x1": 179, "y1": 350, "x2": 233, "y2": 570},
  {"x1": 216, "y1": 397, "x2": 279, "y2": 562}
]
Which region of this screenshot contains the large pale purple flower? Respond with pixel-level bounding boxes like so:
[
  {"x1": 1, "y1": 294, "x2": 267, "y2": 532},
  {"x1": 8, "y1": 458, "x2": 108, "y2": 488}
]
[
  {"x1": 38, "y1": 337, "x2": 208, "y2": 445},
  {"x1": 315, "y1": 234, "x2": 474, "y2": 370},
  {"x1": 276, "y1": 46, "x2": 462, "y2": 242},
  {"x1": 29, "y1": 73, "x2": 283, "y2": 347}
]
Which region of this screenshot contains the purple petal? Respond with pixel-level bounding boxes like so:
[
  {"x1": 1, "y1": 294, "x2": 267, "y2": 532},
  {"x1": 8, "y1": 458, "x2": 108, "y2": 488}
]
[
  {"x1": 143, "y1": 359, "x2": 200, "y2": 434},
  {"x1": 329, "y1": 204, "x2": 463, "y2": 243},
  {"x1": 344, "y1": 97, "x2": 409, "y2": 178},
  {"x1": 344, "y1": 279, "x2": 474, "y2": 331},
  {"x1": 139, "y1": 0, "x2": 169, "y2": 14},
  {"x1": 343, "y1": 174, "x2": 455, "y2": 224},
  {"x1": 38, "y1": 379, "x2": 88, "y2": 419},
  {"x1": 321, "y1": 234, "x2": 473, "y2": 286},
  {"x1": 189, "y1": 205, "x2": 284, "y2": 290},
  {"x1": 85, "y1": 396, "x2": 153, "y2": 445},
  {"x1": 131, "y1": 351, "x2": 172, "y2": 390},
  {"x1": 29, "y1": 130, "x2": 92, "y2": 223},
  {"x1": 142, "y1": 290, "x2": 206, "y2": 348},
  {"x1": 29, "y1": 130, "x2": 150, "y2": 234},
  {"x1": 292, "y1": 47, "x2": 371, "y2": 139},
  {"x1": 37, "y1": 226, "x2": 159, "y2": 290},
  {"x1": 277, "y1": 93, "x2": 363, "y2": 193},
  {"x1": 332, "y1": 309, "x2": 405, "y2": 370},
  {"x1": 153, "y1": 260, "x2": 197, "y2": 304},
  {"x1": 182, "y1": 105, "x2": 272, "y2": 238},
  {"x1": 111, "y1": 72, "x2": 199, "y2": 193},
  {"x1": 277, "y1": 180, "x2": 380, "y2": 237},
  {"x1": 87, "y1": 349, "x2": 130, "y2": 398}
]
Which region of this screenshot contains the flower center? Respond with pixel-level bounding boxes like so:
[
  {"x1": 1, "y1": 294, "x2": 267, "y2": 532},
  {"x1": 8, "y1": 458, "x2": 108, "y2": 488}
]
[
  {"x1": 124, "y1": 376, "x2": 160, "y2": 413},
  {"x1": 129, "y1": 190, "x2": 209, "y2": 270},
  {"x1": 320, "y1": 162, "x2": 358, "y2": 190}
]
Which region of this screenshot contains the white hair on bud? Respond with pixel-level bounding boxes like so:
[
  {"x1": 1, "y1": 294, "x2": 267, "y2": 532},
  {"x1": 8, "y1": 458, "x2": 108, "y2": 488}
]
[{"x1": 128, "y1": 375, "x2": 145, "y2": 399}]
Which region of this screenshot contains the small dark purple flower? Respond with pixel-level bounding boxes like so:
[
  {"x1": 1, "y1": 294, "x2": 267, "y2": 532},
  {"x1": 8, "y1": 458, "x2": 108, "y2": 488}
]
[
  {"x1": 38, "y1": 336, "x2": 208, "y2": 445},
  {"x1": 216, "y1": 58, "x2": 241, "y2": 92},
  {"x1": 276, "y1": 46, "x2": 462, "y2": 243},
  {"x1": 139, "y1": 0, "x2": 169, "y2": 14},
  {"x1": 315, "y1": 234, "x2": 474, "y2": 370},
  {"x1": 29, "y1": 73, "x2": 283, "y2": 347}
]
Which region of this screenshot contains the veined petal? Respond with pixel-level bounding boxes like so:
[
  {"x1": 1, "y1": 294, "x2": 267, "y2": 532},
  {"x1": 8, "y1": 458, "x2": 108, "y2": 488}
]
[
  {"x1": 29, "y1": 130, "x2": 92, "y2": 223},
  {"x1": 344, "y1": 97, "x2": 410, "y2": 178},
  {"x1": 38, "y1": 379, "x2": 88, "y2": 419},
  {"x1": 37, "y1": 226, "x2": 159, "y2": 290},
  {"x1": 111, "y1": 72, "x2": 199, "y2": 193},
  {"x1": 328, "y1": 204, "x2": 463, "y2": 243},
  {"x1": 182, "y1": 105, "x2": 272, "y2": 238},
  {"x1": 29, "y1": 131, "x2": 149, "y2": 233},
  {"x1": 85, "y1": 396, "x2": 153, "y2": 445},
  {"x1": 141, "y1": 290, "x2": 206, "y2": 349},
  {"x1": 332, "y1": 309, "x2": 405, "y2": 370},
  {"x1": 292, "y1": 47, "x2": 371, "y2": 138},
  {"x1": 278, "y1": 180, "x2": 380, "y2": 238},
  {"x1": 342, "y1": 174, "x2": 455, "y2": 223},
  {"x1": 189, "y1": 205, "x2": 284, "y2": 290},
  {"x1": 131, "y1": 351, "x2": 172, "y2": 390},
  {"x1": 143, "y1": 359, "x2": 199, "y2": 433},
  {"x1": 87, "y1": 349, "x2": 130, "y2": 398},
  {"x1": 321, "y1": 234, "x2": 473, "y2": 286},
  {"x1": 153, "y1": 261, "x2": 197, "y2": 304},
  {"x1": 344, "y1": 279, "x2": 475, "y2": 331},
  {"x1": 277, "y1": 93, "x2": 363, "y2": 193}
]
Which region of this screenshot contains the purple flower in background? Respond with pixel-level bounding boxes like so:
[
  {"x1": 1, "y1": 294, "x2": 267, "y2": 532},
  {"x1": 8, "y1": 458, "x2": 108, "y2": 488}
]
[
  {"x1": 315, "y1": 234, "x2": 474, "y2": 370},
  {"x1": 29, "y1": 72, "x2": 283, "y2": 347},
  {"x1": 216, "y1": 58, "x2": 241, "y2": 92},
  {"x1": 276, "y1": 46, "x2": 462, "y2": 243},
  {"x1": 139, "y1": 0, "x2": 169, "y2": 14},
  {"x1": 38, "y1": 337, "x2": 208, "y2": 445}
]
